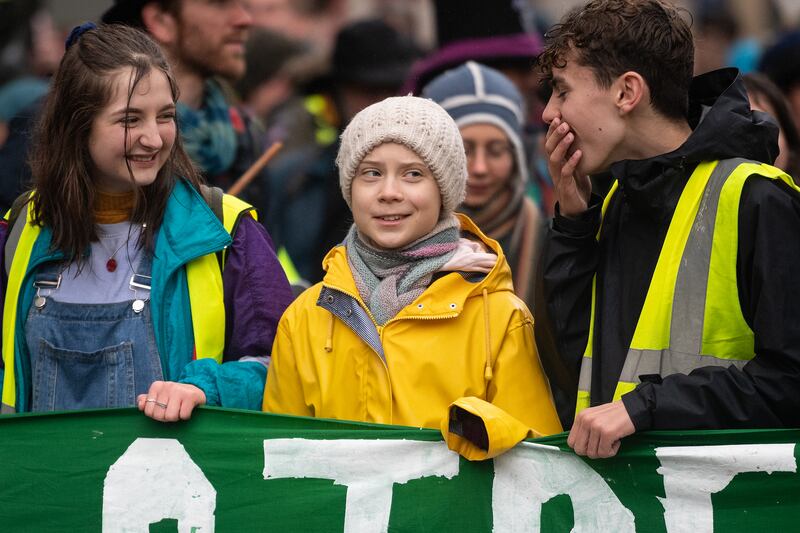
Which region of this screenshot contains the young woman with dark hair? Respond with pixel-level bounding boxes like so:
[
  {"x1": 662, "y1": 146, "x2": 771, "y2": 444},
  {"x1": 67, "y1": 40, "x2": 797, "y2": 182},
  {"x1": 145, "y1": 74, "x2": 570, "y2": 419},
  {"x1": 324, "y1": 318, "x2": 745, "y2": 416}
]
[{"x1": 0, "y1": 23, "x2": 293, "y2": 419}]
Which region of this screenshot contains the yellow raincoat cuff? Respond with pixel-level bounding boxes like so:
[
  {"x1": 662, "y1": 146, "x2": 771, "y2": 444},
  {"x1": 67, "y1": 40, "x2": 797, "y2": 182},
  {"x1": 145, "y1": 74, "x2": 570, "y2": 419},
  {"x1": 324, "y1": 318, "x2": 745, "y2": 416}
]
[{"x1": 440, "y1": 396, "x2": 542, "y2": 461}]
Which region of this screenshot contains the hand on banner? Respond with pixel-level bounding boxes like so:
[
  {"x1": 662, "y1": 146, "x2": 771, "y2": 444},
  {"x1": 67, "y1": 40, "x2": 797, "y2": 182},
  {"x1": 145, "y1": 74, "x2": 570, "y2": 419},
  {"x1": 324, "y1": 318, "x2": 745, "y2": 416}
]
[
  {"x1": 568, "y1": 400, "x2": 635, "y2": 459},
  {"x1": 545, "y1": 116, "x2": 591, "y2": 218},
  {"x1": 137, "y1": 381, "x2": 206, "y2": 422}
]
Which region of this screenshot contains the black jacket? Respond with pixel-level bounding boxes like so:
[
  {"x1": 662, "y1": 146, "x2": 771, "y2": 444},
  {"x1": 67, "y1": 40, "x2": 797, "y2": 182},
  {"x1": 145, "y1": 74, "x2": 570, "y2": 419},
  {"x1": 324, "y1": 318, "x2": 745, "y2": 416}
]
[{"x1": 535, "y1": 68, "x2": 800, "y2": 431}]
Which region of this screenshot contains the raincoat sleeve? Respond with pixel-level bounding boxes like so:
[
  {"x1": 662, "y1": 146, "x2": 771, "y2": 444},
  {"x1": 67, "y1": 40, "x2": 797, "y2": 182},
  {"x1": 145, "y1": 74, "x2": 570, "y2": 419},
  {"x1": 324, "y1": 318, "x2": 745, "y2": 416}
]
[
  {"x1": 180, "y1": 216, "x2": 294, "y2": 409},
  {"x1": 261, "y1": 308, "x2": 313, "y2": 416},
  {"x1": 443, "y1": 308, "x2": 563, "y2": 460}
]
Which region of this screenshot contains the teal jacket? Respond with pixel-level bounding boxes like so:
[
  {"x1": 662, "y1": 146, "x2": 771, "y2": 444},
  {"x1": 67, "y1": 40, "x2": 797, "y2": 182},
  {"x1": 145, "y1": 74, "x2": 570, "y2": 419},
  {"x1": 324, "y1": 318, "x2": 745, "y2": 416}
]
[{"x1": 2, "y1": 180, "x2": 290, "y2": 412}]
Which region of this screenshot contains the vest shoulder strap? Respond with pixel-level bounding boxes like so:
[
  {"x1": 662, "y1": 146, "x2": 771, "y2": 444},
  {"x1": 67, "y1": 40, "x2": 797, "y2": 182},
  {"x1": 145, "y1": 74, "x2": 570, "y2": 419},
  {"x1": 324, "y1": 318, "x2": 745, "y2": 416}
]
[
  {"x1": 4, "y1": 192, "x2": 34, "y2": 279},
  {"x1": 197, "y1": 184, "x2": 256, "y2": 267}
]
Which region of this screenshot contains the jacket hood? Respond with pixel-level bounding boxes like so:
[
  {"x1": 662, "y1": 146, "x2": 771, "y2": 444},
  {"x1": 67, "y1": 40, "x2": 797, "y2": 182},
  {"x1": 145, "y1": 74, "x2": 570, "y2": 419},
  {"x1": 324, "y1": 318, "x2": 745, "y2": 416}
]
[
  {"x1": 610, "y1": 68, "x2": 779, "y2": 215},
  {"x1": 321, "y1": 213, "x2": 515, "y2": 311}
]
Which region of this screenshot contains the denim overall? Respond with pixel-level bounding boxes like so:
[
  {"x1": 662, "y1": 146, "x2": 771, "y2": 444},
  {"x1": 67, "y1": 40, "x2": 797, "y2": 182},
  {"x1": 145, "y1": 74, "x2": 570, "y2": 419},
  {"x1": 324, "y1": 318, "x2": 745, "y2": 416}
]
[{"x1": 24, "y1": 254, "x2": 164, "y2": 412}]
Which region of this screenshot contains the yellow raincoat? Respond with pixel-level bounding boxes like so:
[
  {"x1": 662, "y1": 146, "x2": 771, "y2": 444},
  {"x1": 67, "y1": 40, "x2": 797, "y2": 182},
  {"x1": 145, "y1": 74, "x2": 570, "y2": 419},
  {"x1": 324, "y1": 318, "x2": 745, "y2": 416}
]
[{"x1": 263, "y1": 214, "x2": 561, "y2": 442}]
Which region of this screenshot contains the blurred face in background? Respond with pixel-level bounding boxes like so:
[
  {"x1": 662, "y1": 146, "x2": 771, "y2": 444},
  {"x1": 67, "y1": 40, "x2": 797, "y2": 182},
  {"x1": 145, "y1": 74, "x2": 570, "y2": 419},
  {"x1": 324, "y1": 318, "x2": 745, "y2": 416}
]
[
  {"x1": 460, "y1": 123, "x2": 514, "y2": 208},
  {"x1": 172, "y1": 0, "x2": 252, "y2": 79},
  {"x1": 749, "y1": 90, "x2": 790, "y2": 171}
]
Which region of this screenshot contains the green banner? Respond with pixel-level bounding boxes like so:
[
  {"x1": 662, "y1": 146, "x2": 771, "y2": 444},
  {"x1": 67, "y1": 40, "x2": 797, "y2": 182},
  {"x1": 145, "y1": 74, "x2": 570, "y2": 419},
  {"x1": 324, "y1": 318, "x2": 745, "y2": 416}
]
[{"x1": 1, "y1": 407, "x2": 799, "y2": 532}]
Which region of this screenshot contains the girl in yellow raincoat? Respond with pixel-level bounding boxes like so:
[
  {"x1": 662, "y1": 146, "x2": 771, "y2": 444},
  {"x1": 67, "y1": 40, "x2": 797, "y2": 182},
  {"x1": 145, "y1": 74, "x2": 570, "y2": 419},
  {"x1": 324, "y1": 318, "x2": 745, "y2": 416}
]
[{"x1": 263, "y1": 96, "x2": 561, "y2": 457}]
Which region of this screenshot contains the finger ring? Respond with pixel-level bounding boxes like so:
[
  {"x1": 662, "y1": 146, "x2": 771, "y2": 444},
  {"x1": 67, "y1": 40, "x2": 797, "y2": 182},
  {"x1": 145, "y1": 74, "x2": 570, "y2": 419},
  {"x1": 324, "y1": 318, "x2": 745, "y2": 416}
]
[
  {"x1": 145, "y1": 398, "x2": 157, "y2": 404},
  {"x1": 155, "y1": 401, "x2": 168, "y2": 408}
]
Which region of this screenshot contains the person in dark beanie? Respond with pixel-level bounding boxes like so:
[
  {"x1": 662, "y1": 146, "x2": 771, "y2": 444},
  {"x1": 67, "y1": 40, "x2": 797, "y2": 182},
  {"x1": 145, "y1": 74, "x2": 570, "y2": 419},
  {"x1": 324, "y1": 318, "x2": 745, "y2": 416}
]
[
  {"x1": 424, "y1": 62, "x2": 543, "y2": 312},
  {"x1": 102, "y1": 0, "x2": 272, "y2": 216},
  {"x1": 265, "y1": 19, "x2": 421, "y2": 283},
  {"x1": 235, "y1": 27, "x2": 307, "y2": 135}
]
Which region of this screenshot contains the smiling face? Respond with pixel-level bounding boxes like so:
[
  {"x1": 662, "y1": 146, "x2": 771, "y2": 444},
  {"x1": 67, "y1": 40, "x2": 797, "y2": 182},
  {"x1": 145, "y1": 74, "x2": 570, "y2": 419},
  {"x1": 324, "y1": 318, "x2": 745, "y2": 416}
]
[
  {"x1": 460, "y1": 123, "x2": 515, "y2": 207},
  {"x1": 351, "y1": 142, "x2": 442, "y2": 250},
  {"x1": 88, "y1": 67, "x2": 177, "y2": 193},
  {"x1": 541, "y1": 55, "x2": 627, "y2": 176}
]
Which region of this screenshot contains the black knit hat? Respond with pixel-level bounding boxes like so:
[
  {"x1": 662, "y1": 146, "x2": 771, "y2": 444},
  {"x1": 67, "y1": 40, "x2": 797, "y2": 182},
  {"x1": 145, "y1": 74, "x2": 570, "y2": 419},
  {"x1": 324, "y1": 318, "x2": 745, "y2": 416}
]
[
  {"x1": 101, "y1": 0, "x2": 150, "y2": 28},
  {"x1": 434, "y1": 0, "x2": 532, "y2": 48},
  {"x1": 330, "y1": 19, "x2": 421, "y2": 88},
  {"x1": 236, "y1": 28, "x2": 307, "y2": 99}
]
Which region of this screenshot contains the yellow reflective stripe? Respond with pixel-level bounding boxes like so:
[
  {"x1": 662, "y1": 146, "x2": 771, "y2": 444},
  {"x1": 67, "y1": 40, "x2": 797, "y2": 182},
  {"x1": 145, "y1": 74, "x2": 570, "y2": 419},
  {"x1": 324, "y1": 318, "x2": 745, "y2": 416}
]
[
  {"x1": 2, "y1": 202, "x2": 39, "y2": 409},
  {"x1": 702, "y1": 162, "x2": 796, "y2": 357},
  {"x1": 581, "y1": 180, "x2": 620, "y2": 360},
  {"x1": 575, "y1": 390, "x2": 590, "y2": 415},
  {"x1": 187, "y1": 192, "x2": 254, "y2": 363},
  {"x1": 221, "y1": 193, "x2": 256, "y2": 232},
  {"x1": 630, "y1": 161, "x2": 717, "y2": 349},
  {"x1": 612, "y1": 381, "x2": 636, "y2": 402},
  {"x1": 582, "y1": 276, "x2": 597, "y2": 359},
  {"x1": 277, "y1": 246, "x2": 301, "y2": 284},
  {"x1": 186, "y1": 253, "x2": 225, "y2": 362}
]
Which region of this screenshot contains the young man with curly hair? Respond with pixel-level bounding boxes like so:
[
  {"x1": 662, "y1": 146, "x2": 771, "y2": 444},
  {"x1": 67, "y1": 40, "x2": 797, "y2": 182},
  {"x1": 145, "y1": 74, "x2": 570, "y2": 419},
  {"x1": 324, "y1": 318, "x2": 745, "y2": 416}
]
[{"x1": 535, "y1": 0, "x2": 800, "y2": 458}]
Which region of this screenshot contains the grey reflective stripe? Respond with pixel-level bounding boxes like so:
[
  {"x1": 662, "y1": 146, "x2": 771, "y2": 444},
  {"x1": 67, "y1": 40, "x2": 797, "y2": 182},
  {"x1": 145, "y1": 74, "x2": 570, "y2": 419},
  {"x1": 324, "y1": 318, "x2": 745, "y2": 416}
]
[
  {"x1": 317, "y1": 286, "x2": 385, "y2": 360},
  {"x1": 619, "y1": 158, "x2": 753, "y2": 385},
  {"x1": 577, "y1": 356, "x2": 592, "y2": 393},
  {"x1": 4, "y1": 208, "x2": 27, "y2": 278},
  {"x1": 1, "y1": 402, "x2": 16, "y2": 414},
  {"x1": 670, "y1": 158, "x2": 745, "y2": 355},
  {"x1": 617, "y1": 348, "x2": 748, "y2": 383},
  {"x1": 581, "y1": 159, "x2": 756, "y2": 404}
]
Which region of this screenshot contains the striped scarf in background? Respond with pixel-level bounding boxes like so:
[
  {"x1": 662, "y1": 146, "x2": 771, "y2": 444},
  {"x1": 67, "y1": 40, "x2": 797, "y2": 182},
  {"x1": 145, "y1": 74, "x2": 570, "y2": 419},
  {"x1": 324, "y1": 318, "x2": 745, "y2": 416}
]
[{"x1": 345, "y1": 216, "x2": 460, "y2": 325}]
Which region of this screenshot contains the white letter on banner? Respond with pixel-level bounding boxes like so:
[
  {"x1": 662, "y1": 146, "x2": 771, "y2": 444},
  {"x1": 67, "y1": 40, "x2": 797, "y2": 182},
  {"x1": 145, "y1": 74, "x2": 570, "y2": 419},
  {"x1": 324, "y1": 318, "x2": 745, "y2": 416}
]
[
  {"x1": 102, "y1": 438, "x2": 216, "y2": 533},
  {"x1": 492, "y1": 442, "x2": 635, "y2": 532},
  {"x1": 263, "y1": 439, "x2": 459, "y2": 533},
  {"x1": 656, "y1": 443, "x2": 796, "y2": 533}
]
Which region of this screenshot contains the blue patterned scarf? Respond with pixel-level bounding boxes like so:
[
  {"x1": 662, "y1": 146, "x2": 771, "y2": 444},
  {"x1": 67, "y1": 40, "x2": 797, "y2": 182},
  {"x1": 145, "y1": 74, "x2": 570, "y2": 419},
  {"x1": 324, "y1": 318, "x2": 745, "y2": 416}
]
[{"x1": 177, "y1": 79, "x2": 237, "y2": 176}]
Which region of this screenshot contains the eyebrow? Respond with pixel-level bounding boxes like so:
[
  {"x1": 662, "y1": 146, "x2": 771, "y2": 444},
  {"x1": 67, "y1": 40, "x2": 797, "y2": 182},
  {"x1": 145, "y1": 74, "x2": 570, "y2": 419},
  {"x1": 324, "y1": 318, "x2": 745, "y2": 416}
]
[
  {"x1": 359, "y1": 159, "x2": 427, "y2": 168},
  {"x1": 110, "y1": 103, "x2": 176, "y2": 116},
  {"x1": 550, "y1": 75, "x2": 566, "y2": 89}
]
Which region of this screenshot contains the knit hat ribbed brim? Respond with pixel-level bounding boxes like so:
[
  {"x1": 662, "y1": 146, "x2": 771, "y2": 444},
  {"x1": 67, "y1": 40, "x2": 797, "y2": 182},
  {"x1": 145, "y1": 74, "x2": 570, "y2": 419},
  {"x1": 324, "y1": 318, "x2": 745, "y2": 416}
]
[{"x1": 336, "y1": 96, "x2": 467, "y2": 214}]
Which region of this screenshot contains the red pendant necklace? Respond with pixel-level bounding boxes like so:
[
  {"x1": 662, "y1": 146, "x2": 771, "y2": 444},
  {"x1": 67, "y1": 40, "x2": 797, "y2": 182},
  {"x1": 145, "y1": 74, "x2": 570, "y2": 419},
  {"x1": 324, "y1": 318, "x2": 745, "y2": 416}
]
[{"x1": 97, "y1": 238, "x2": 128, "y2": 272}]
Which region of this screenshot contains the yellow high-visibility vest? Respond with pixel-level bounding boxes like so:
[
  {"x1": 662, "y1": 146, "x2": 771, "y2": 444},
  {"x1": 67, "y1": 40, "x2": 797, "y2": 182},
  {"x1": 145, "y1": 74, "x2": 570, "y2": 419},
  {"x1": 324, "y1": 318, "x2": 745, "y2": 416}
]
[
  {"x1": 2, "y1": 187, "x2": 255, "y2": 413},
  {"x1": 576, "y1": 158, "x2": 800, "y2": 414}
]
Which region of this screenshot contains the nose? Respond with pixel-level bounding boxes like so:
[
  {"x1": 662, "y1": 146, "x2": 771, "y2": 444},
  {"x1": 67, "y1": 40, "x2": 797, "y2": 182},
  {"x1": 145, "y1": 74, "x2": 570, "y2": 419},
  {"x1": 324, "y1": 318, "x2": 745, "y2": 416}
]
[
  {"x1": 231, "y1": 0, "x2": 253, "y2": 28},
  {"x1": 377, "y1": 176, "x2": 403, "y2": 202},
  {"x1": 542, "y1": 96, "x2": 560, "y2": 126},
  {"x1": 468, "y1": 147, "x2": 489, "y2": 177},
  {"x1": 136, "y1": 119, "x2": 163, "y2": 151}
]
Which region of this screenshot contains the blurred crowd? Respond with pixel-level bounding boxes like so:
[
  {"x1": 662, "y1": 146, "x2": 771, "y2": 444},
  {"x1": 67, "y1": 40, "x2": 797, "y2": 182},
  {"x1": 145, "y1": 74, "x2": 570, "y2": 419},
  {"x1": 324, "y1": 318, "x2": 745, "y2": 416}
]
[{"x1": 2, "y1": 0, "x2": 800, "y2": 290}]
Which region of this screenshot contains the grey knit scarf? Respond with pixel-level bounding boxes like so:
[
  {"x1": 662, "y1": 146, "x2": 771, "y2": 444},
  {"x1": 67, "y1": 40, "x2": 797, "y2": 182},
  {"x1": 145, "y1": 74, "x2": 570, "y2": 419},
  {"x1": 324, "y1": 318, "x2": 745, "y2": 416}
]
[{"x1": 345, "y1": 216, "x2": 460, "y2": 325}]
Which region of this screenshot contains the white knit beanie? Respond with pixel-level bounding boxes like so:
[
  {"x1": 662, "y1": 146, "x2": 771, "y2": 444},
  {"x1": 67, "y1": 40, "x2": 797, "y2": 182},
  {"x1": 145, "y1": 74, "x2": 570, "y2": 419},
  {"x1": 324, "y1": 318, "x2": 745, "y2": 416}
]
[{"x1": 336, "y1": 96, "x2": 467, "y2": 214}]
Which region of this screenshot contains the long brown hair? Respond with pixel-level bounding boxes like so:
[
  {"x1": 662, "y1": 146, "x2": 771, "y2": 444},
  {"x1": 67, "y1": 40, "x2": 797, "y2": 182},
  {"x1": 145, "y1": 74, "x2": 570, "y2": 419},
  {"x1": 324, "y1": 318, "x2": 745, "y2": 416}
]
[{"x1": 28, "y1": 23, "x2": 201, "y2": 262}]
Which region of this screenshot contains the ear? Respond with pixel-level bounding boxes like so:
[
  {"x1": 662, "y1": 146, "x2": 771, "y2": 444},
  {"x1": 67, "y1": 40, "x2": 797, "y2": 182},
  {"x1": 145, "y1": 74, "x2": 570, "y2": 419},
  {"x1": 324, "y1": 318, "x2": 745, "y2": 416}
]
[
  {"x1": 141, "y1": 2, "x2": 179, "y2": 47},
  {"x1": 615, "y1": 71, "x2": 647, "y2": 116}
]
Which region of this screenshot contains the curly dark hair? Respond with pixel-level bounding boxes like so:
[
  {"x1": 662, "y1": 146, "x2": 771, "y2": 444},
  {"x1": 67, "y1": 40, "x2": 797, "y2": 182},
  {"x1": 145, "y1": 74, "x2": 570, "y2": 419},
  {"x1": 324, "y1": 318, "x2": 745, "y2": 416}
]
[{"x1": 538, "y1": 0, "x2": 694, "y2": 121}]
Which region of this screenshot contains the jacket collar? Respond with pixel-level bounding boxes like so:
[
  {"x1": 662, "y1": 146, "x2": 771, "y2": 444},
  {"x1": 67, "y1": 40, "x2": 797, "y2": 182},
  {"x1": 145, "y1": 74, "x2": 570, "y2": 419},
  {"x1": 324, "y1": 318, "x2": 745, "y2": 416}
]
[
  {"x1": 320, "y1": 213, "x2": 514, "y2": 320},
  {"x1": 608, "y1": 68, "x2": 780, "y2": 220},
  {"x1": 153, "y1": 179, "x2": 232, "y2": 269}
]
